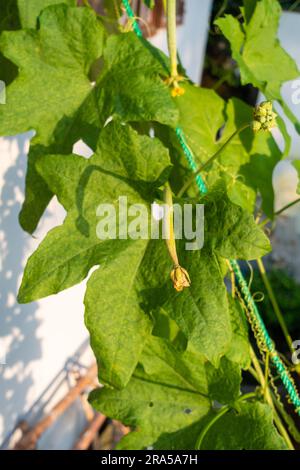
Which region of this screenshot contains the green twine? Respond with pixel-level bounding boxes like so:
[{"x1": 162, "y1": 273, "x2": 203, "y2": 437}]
[
  {"x1": 231, "y1": 260, "x2": 300, "y2": 413},
  {"x1": 122, "y1": 0, "x2": 143, "y2": 37},
  {"x1": 175, "y1": 128, "x2": 208, "y2": 194},
  {"x1": 121, "y1": 0, "x2": 300, "y2": 416}
]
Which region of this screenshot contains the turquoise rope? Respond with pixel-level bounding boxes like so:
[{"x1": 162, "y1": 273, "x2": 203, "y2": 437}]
[
  {"x1": 121, "y1": 0, "x2": 300, "y2": 416},
  {"x1": 122, "y1": 0, "x2": 143, "y2": 37},
  {"x1": 175, "y1": 128, "x2": 208, "y2": 194}
]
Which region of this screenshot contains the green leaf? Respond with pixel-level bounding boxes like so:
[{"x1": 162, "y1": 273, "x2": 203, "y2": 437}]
[
  {"x1": 0, "y1": 0, "x2": 20, "y2": 85},
  {"x1": 145, "y1": 182, "x2": 269, "y2": 365},
  {"x1": 90, "y1": 336, "x2": 242, "y2": 449},
  {"x1": 18, "y1": 121, "x2": 171, "y2": 303},
  {"x1": 84, "y1": 240, "x2": 152, "y2": 388},
  {"x1": 201, "y1": 402, "x2": 288, "y2": 450},
  {"x1": 159, "y1": 248, "x2": 232, "y2": 365},
  {"x1": 82, "y1": 32, "x2": 178, "y2": 134},
  {"x1": 18, "y1": 122, "x2": 173, "y2": 388},
  {"x1": 203, "y1": 182, "x2": 271, "y2": 260},
  {"x1": 174, "y1": 83, "x2": 224, "y2": 166},
  {"x1": 216, "y1": 0, "x2": 299, "y2": 99},
  {"x1": 0, "y1": 4, "x2": 105, "y2": 233},
  {"x1": 148, "y1": 401, "x2": 288, "y2": 451},
  {"x1": 242, "y1": 0, "x2": 257, "y2": 24},
  {"x1": 215, "y1": 0, "x2": 300, "y2": 147},
  {"x1": 90, "y1": 363, "x2": 211, "y2": 449},
  {"x1": 17, "y1": 0, "x2": 76, "y2": 28}
]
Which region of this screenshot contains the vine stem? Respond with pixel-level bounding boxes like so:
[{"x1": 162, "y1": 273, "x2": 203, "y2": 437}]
[
  {"x1": 250, "y1": 346, "x2": 294, "y2": 450},
  {"x1": 275, "y1": 197, "x2": 300, "y2": 216},
  {"x1": 195, "y1": 392, "x2": 257, "y2": 450},
  {"x1": 166, "y1": 0, "x2": 178, "y2": 80},
  {"x1": 256, "y1": 258, "x2": 294, "y2": 354},
  {"x1": 177, "y1": 123, "x2": 251, "y2": 198},
  {"x1": 257, "y1": 197, "x2": 300, "y2": 229}
]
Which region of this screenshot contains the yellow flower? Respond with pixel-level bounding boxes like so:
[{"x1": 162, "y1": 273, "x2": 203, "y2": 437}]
[
  {"x1": 171, "y1": 86, "x2": 185, "y2": 98},
  {"x1": 253, "y1": 101, "x2": 277, "y2": 132},
  {"x1": 170, "y1": 265, "x2": 191, "y2": 292}
]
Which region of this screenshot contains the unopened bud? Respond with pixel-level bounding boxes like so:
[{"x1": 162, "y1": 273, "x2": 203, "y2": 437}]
[
  {"x1": 170, "y1": 265, "x2": 191, "y2": 292},
  {"x1": 253, "y1": 101, "x2": 277, "y2": 132}
]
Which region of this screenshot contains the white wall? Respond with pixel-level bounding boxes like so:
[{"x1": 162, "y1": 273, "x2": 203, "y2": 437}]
[
  {"x1": 0, "y1": 134, "x2": 93, "y2": 448},
  {"x1": 0, "y1": 0, "x2": 213, "y2": 449}
]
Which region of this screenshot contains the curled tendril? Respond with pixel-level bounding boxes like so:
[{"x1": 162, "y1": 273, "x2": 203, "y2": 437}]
[{"x1": 252, "y1": 291, "x2": 265, "y2": 303}]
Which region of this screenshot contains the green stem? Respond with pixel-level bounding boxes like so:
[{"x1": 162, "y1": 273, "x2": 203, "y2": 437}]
[
  {"x1": 166, "y1": 0, "x2": 178, "y2": 79},
  {"x1": 214, "y1": 0, "x2": 229, "y2": 19},
  {"x1": 177, "y1": 123, "x2": 251, "y2": 198},
  {"x1": 195, "y1": 406, "x2": 230, "y2": 450},
  {"x1": 257, "y1": 197, "x2": 300, "y2": 233},
  {"x1": 256, "y1": 258, "x2": 294, "y2": 354},
  {"x1": 195, "y1": 392, "x2": 257, "y2": 450},
  {"x1": 264, "y1": 351, "x2": 270, "y2": 403},
  {"x1": 275, "y1": 197, "x2": 300, "y2": 216}
]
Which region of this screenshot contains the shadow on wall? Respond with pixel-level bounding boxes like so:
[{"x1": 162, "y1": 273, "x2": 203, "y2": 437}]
[{"x1": 0, "y1": 133, "x2": 42, "y2": 445}]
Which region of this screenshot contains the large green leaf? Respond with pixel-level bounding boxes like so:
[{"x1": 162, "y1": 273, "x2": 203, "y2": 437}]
[
  {"x1": 0, "y1": 4, "x2": 105, "y2": 233},
  {"x1": 84, "y1": 240, "x2": 153, "y2": 388},
  {"x1": 18, "y1": 122, "x2": 172, "y2": 388},
  {"x1": 201, "y1": 402, "x2": 287, "y2": 450},
  {"x1": 0, "y1": 3, "x2": 104, "y2": 148},
  {"x1": 0, "y1": 19, "x2": 177, "y2": 233},
  {"x1": 18, "y1": 121, "x2": 171, "y2": 302},
  {"x1": 216, "y1": 0, "x2": 299, "y2": 99},
  {"x1": 90, "y1": 336, "x2": 242, "y2": 449},
  {"x1": 160, "y1": 248, "x2": 232, "y2": 365},
  {"x1": 203, "y1": 182, "x2": 271, "y2": 260},
  {"x1": 145, "y1": 182, "x2": 270, "y2": 365},
  {"x1": 215, "y1": 0, "x2": 300, "y2": 149},
  {"x1": 0, "y1": 0, "x2": 20, "y2": 85},
  {"x1": 17, "y1": 0, "x2": 76, "y2": 28},
  {"x1": 145, "y1": 402, "x2": 288, "y2": 450},
  {"x1": 81, "y1": 32, "x2": 178, "y2": 136}
]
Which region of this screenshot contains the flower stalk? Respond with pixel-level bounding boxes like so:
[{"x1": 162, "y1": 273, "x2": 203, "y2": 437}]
[
  {"x1": 166, "y1": 0, "x2": 184, "y2": 96},
  {"x1": 164, "y1": 183, "x2": 191, "y2": 291}
]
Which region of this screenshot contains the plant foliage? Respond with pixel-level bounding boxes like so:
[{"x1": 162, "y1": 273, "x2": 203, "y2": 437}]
[{"x1": 1, "y1": 0, "x2": 300, "y2": 450}]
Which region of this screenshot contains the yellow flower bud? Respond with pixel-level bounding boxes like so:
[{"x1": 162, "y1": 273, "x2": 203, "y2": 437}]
[
  {"x1": 252, "y1": 120, "x2": 262, "y2": 132},
  {"x1": 171, "y1": 86, "x2": 185, "y2": 98},
  {"x1": 170, "y1": 265, "x2": 191, "y2": 292},
  {"x1": 253, "y1": 101, "x2": 277, "y2": 132}
]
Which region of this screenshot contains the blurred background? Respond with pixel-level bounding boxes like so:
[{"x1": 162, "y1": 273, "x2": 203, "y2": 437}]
[{"x1": 0, "y1": 0, "x2": 300, "y2": 450}]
